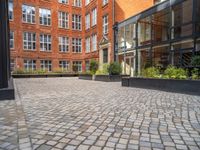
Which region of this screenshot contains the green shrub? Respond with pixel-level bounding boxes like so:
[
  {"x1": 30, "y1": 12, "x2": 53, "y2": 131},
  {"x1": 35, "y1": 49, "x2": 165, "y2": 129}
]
[
  {"x1": 36, "y1": 69, "x2": 47, "y2": 74},
  {"x1": 191, "y1": 68, "x2": 199, "y2": 80},
  {"x1": 142, "y1": 67, "x2": 160, "y2": 78},
  {"x1": 163, "y1": 65, "x2": 188, "y2": 79},
  {"x1": 96, "y1": 64, "x2": 109, "y2": 75},
  {"x1": 108, "y1": 62, "x2": 122, "y2": 75},
  {"x1": 191, "y1": 55, "x2": 200, "y2": 66},
  {"x1": 90, "y1": 59, "x2": 99, "y2": 75}
]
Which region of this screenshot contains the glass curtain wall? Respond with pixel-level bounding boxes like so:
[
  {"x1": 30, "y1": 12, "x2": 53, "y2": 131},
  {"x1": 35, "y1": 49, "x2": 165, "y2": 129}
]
[{"x1": 116, "y1": 0, "x2": 198, "y2": 75}]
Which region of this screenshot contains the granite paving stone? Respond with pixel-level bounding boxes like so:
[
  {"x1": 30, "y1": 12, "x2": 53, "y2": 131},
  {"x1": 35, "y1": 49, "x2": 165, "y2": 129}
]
[{"x1": 0, "y1": 77, "x2": 199, "y2": 149}]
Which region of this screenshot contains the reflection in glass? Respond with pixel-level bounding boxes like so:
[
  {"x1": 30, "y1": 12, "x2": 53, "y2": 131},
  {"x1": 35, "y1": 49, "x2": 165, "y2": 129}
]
[
  {"x1": 138, "y1": 17, "x2": 151, "y2": 46},
  {"x1": 152, "y1": 47, "x2": 170, "y2": 69},
  {"x1": 152, "y1": 8, "x2": 170, "y2": 43}
]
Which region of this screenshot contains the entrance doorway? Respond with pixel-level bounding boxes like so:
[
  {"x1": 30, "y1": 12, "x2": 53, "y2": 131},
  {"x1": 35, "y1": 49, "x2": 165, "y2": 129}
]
[{"x1": 125, "y1": 56, "x2": 134, "y2": 77}]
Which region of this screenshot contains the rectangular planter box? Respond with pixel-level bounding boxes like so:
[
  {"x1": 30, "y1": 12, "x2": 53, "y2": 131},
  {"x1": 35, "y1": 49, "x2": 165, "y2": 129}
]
[
  {"x1": 122, "y1": 77, "x2": 200, "y2": 96},
  {"x1": 12, "y1": 74, "x2": 78, "y2": 78},
  {"x1": 79, "y1": 74, "x2": 93, "y2": 80},
  {"x1": 0, "y1": 78, "x2": 15, "y2": 100},
  {"x1": 95, "y1": 75, "x2": 129, "y2": 82}
]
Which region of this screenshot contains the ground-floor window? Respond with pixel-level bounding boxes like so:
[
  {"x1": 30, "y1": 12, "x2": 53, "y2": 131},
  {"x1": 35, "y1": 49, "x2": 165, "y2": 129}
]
[
  {"x1": 73, "y1": 61, "x2": 82, "y2": 72},
  {"x1": 152, "y1": 46, "x2": 170, "y2": 69},
  {"x1": 138, "y1": 48, "x2": 150, "y2": 73},
  {"x1": 196, "y1": 39, "x2": 200, "y2": 54},
  {"x1": 85, "y1": 60, "x2": 90, "y2": 72},
  {"x1": 24, "y1": 59, "x2": 36, "y2": 71},
  {"x1": 10, "y1": 59, "x2": 15, "y2": 72},
  {"x1": 59, "y1": 61, "x2": 69, "y2": 71},
  {"x1": 40, "y1": 60, "x2": 52, "y2": 72}
]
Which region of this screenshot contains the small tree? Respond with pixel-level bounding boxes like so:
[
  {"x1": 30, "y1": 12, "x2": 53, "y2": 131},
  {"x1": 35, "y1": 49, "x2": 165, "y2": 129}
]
[
  {"x1": 90, "y1": 59, "x2": 98, "y2": 75},
  {"x1": 108, "y1": 62, "x2": 122, "y2": 75}
]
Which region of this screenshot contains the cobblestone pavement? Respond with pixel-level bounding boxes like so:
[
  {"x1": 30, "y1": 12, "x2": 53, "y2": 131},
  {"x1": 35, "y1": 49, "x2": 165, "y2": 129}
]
[{"x1": 0, "y1": 77, "x2": 200, "y2": 150}]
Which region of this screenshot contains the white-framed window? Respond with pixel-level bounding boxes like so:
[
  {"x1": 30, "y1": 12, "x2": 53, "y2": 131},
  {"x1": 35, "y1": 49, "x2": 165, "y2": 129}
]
[
  {"x1": 10, "y1": 59, "x2": 15, "y2": 72},
  {"x1": 85, "y1": 0, "x2": 90, "y2": 6},
  {"x1": 73, "y1": 61, "x2": 82, "y2": 72},
  {"x1": 103, "y1": 15, "x2": 108, "y2": 34},
  {"x1": 24, "y1": 59, "x2": 36, "y2": 71},
  {"x1": 72, "y1": 14, "x2": 82, "y2": 30},
  {"x1": 40, "y1": 34, "x2": 51, "y2": 51},
  {"x1": 92, "y1": 8, "x2": 97, "y2": 26},
  {"x1": 85, "y1": 37, "x2": 90, "y2": 53},
  {"x1": 85, "y1": 60, "x2": 90, "y2": 71},
  {"x1": 59, "y1": 61, "x2": 69, "y2": 71},
  {"x1": 8, "y1": 0, "x2": 13, "y2": 20},
  {"x1": 58, "y1": 0, "x2": 69, "y2": 4},
  {"x1": 59, "y1": 36, "x2": 69, "y2": 52},
  {"x1": 10, "y1": 31, "x2": 14, "y2": 49},
  {"x1": 58, "y1": 11, "x2": 69, "y2": 29},
  {"x1": 73, "y1": 0, "x2": 82, "y2": 7},
  {"x1": 103, "y1": 0, "x2": 108, "y2": 5},
  {"x1": 23, "y1": 32, "x2": 36, "y2": 50},
  {"x1": 72, "y1": 38, "x2": 82, "y2": 53},
  {"x1": 91, "y1": 34, "x2": 97, "y2": 51},
  {"x1": 39, "y1": 8, "x2": 51, "y2": 26},
  {"x1": 22, "y1": 5, "x2": 35, "y2": 24},
  {"x1": 40, "y1": 60, "x2": 52, "y2": 72},
  {"x1": 85, "y1": 13, "x2": 90, "y2": 30}
]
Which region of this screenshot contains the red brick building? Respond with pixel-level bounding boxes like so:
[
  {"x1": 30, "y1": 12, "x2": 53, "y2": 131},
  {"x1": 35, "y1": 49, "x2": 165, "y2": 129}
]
[{"x1": 9, "y1": 0, "x2": 155, "y2": 72}]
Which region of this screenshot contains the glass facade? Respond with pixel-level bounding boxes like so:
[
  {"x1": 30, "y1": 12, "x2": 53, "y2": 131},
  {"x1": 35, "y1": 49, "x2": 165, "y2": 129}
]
[{"x1": 116, "y1": 0, "x2": 200, "y2": 76}]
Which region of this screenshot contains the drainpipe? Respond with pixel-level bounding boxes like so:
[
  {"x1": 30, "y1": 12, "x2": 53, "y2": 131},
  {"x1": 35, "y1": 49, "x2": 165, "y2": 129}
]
[{"x1": 112, "y1": 0, "x2": 115, "y2": 62}]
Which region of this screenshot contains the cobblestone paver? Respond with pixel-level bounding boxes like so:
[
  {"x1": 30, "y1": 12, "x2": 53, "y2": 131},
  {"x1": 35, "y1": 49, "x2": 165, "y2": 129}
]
[{"x1": 0, "y1": 77, "x2": 200, "y2": 150}]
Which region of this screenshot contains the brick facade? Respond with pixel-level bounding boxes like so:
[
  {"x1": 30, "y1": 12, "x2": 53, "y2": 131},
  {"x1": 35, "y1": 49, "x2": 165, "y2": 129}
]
[{"x1": 10, "y1": 0, "x2": 154, "y2": 72}]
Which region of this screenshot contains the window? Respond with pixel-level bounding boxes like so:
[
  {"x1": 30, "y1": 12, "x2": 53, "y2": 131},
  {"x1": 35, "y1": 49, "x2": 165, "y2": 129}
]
[
  {"x1": 39, "y1": 8, "x2": 51, "y2": 26},
  {"x1": 58, "y1": 12, "x2": 69, "y2": 29},
  {"x1": 73, "y1": 61, "x2": 82, "y2": 72},
  {"x1": 73, "y1": 0, "x2": 81, "y2": 7},
  {"x1": 8, "y1": 0, "x2": 13, "y2": 20},
  {"x1": 85, "y1": 13, "x2": 90, "y2": 30},
  {"x1": 22, "y1": 5, "x2": 35, "y2": 24},
  {"x1": 72, "y1": 14, "x2": 82, "y2": 30},
  {"x1": 103, "y1": 15, "x2": 108, "y2": 34},
  {"x1": 40, "y1": 60, "x2": 52, "y2": 72},
  {"x1": 10, "y1": 59, "x2": 15, "y2": 72},
  {"x1": 59, "y1": 61, "x2": 69, "y2": 71},
  {"x1": 85, "y1": 37, "x2": 90, "y2": 53},
  {"x1": 92, "y1": 8, "x2": 97, "y2": 26},
  {"x1": 91, "y1": 34, "x2": 97, "y2": 51},
  {"x1": 85, "y1": 60, "x2": 90, "y2": 71},
  {"x1": 85, "y1": 0, "x2": 90, "y2": 6},
  {"x1": 40, "y1": 34, "x2": 51, "y2": 51},
  {"x1": 10, "y1": 31, "x2": 14, "y2": 49},
  {"x1": 103, "y1": 48, "x2": 108, "y2": 63},
  {"x1": 72, "y1": 38, "x2": 82, "y2": 53},
  {"x1": 172, "y1": 0, "x2": 193, "y2": 39},
  {"x1": 103, "y1": 0, "x2": 108, "y2": 6},
  {"x1": 138, "y1": 17, "x2": 151, "y2": 46},
  {"x1": 58, "y1": 0, "x2": 69, "y2": 4},
  {"x1": 24, "y1": 60, "x2": 36, "y2": 71},
  {"x1": 59, "y1": 36, "x2": 69, "y2": 52},
  {"x1": 23, "y1": 32, "x2": 36, "y2": 50}
]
